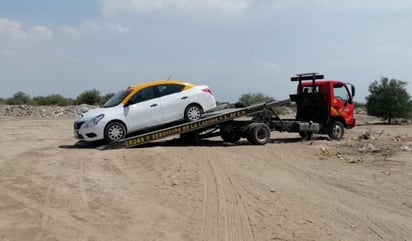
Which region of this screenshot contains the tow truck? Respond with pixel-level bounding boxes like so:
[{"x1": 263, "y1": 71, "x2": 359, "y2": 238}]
[{"x1": 100, "y1": 73, "x2": 355, "y2": 149}]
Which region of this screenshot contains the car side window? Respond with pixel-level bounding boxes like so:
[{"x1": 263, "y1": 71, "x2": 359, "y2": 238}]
[
  {"x1": 129, "y1": 86, "x2": 158, "y2": 104},
  {"x1": 158, "y1": 84, "x2": 185, "y2": 97}
]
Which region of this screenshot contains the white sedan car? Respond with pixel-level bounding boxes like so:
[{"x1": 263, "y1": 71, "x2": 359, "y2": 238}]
[{"x1": 74, "y1": 80, "x2": 217, "y2": 142}]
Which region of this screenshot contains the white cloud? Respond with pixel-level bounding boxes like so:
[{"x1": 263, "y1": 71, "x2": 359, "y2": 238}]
[
  {"x1": 0, "y1": 17, "x2": 53, "y2": 40},
  {"x1": 270, "y1": 0, "x2": 412, "y2": 14},
  {"x1": 376, "y1": 44, "x2": 402, "y2": 54},
  {"x1": 30, "y1": 25, "x2": 54, "y2": 40},
  {"x1": 106, "y1": 23, "x2": 130, "y2": 33},
  {"x1": 101, "y1": 0, "x2": 254, "y2": 15},
  {"x1": 100, "y1": 0, "x2": 412, "y2": 16},
  {"x1": 60, "y1": 26, "x2": 82, "y2": 39},
  {"x1": 0, "y1": 49, "x2": 15, "y2": 57},
  {"x1": 0, "y1": 18, "x2": 29, "y2": 39},
  {"x1": 60, "y1": 22, "x2": 129, "y2": 39}
]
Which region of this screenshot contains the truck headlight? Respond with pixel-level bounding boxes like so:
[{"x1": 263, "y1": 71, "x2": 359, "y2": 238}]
[{"x1": 83, "y1": 114, "x2": 105, "y2": 128}]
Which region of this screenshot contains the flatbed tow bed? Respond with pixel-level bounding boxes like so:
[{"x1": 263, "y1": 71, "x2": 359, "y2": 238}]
[{"x1": 99, "y1": 99, "x2": 320, "y2": 150}]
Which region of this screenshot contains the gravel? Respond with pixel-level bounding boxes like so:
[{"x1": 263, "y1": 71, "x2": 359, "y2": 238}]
[{"x1": 0, "y1": 105, "x2": 97, "y2": 118}]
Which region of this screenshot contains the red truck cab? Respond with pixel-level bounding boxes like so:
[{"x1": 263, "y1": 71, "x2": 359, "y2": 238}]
[{"x1": 291, "y1": 73, "x2": 356, "y2": 139}]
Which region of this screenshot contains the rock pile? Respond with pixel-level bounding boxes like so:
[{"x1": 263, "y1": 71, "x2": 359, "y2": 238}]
[{"x1": 0, "y1": 105, "x2": 97, "y2": 118}]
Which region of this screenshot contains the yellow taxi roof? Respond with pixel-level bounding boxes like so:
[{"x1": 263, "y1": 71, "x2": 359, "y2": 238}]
[{"x1": 128, "y1": 80, "x2": 195, "y2": 91}]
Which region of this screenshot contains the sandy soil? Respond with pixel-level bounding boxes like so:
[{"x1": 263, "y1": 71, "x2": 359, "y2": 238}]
[{"x1": 0, "y1": 116, "x2": 411, "y2": 241}]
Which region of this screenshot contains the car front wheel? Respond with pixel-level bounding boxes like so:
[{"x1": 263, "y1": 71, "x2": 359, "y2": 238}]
[{"x1": 104, "y1": 121, "x2": 126, "y2": 142}]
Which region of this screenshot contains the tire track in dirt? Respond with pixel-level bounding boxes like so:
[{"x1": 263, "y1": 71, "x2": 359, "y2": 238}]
[
  {"x1": 94, "y1": 152, "x2": 159, "y2": 241},
  {"x1": 32, "y1": 152, "x2": 61, "y2": 241},
  {"x1": 31, "y1": 150, "x2": 93, "y2": 241},
  {"x1": 1, "y1": 144, "x2": 121, "y2": 241},
  {"x1": 200, "y1": 151, "x2": 255, "y2": 241},
  {"x1": 0, "y1": 185, "x2": 122, "y2": 241}
]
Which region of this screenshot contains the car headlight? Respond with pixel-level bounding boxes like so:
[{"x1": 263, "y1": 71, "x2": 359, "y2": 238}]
[{"x1": 83, "y1": 114, "x2": 105, "y2": 128}]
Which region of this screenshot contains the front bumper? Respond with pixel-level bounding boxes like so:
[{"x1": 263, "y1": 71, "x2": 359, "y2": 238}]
[{"x1": 73, "y1": 121, "x2": 105, "y2": 142}]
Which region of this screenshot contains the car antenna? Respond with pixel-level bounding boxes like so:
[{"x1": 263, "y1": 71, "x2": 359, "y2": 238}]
[{"x1": 167, "y1": 75, "x2": 172, "y2": 80}]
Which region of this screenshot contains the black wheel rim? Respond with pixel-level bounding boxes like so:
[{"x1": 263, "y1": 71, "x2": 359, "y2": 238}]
[{"x1": 256, "y1": 128, "x2": 267, "y2": 140}]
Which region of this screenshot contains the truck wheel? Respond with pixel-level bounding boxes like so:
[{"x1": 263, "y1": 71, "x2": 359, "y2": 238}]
[
  {"x1": 247, "y1": 123, "x2": 271, "y2": 145},
  {"x1": 299, "y1": 131, "x2": 313, "y2": 140},
  {"x1": 328, "y1": 121, "x2": 344, "y2": 140},
  {"x1": 184, "y1": 104, "x2": 202, "y2": 122},
  {"x1": 180, "y1": 132, "x2": 199, "y2": 144},
  {"x1": 220, "y1": 129, "x2": 241, "y2": 143},
  {"x1": 104, "y1": 121, "x2": 126, "y2": 142}
]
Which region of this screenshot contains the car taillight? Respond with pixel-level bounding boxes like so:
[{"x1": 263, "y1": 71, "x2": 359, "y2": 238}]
[{"x1": 202, "y1": 88, "x2": 212, "y2": 95}]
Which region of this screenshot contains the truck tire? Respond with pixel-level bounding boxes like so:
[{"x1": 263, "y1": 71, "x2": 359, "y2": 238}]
[
  {"x1": 104, "y1": 121, "x2": 126, "y2": 143},
  {"x1": 184, "y1": 104, "x2": 202, "y2": 122},
  {"x1": 220, "y1": 129, "x2": 241, "y2": 143},
  {"x1": 328, "y1": 121, "x2": 344, "y2": 140},
  {"x1": 180, "y1": 132, "x2": 199, "y2": 145},
  {"x1": 299, "y1": 131, "x2": 313, "y2": 140},
  {"x1": 247, "y1": 123, "x2": 271, "y2": 145}
]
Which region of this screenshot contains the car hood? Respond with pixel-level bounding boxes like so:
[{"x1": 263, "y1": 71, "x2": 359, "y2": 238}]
[{"x1": 76, "y1": 106, "x2": 121, "y2": 122}]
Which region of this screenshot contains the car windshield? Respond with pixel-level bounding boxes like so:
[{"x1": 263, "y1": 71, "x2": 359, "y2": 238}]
[{"x1": 103, "y1": 89, "x2": 132, "y2": 108}]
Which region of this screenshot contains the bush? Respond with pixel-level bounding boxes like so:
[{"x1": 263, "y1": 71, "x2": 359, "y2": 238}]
[
  {"x1": 238, "y1": 93, "x2": 275, "y2": 106},
  {"x1": 76, "y1": 89, "x2": 102, "y2": 105},
  {"x1": 32, "y1": 94, "x2": 73, "y2": 106},
  {"x1": 6, "y1": 91, "x2": 31, "y2": 105},
  {"x1": 366, "y1": 77, "x2": 412, "y2": 124}
]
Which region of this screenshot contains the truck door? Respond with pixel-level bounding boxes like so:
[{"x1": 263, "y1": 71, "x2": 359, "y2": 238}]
[{"x1": 331, "y1": 83, "x2": 355, "y2": 126}]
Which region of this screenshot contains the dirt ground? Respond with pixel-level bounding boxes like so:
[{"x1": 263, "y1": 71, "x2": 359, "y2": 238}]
[{"x1": 0, "y1": 115, "x2": 411, "y2": 241}]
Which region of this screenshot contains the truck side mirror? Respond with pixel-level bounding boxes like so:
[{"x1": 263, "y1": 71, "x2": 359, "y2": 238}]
[{"x1": 351, "y1": 86, "x2": 355, "y2": 97}]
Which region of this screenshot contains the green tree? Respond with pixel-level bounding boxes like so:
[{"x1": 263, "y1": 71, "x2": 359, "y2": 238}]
[
  {"x1": 76, "y1": 89, "x2": 102, "y2": 105},
  {"x1": 6, "y1": 91, "x2": 31, "y2": 105},
  {"x1": 101, "y1": 93, "x2": 115, "y2": 105},
  {"x1": 33, "y1": 94, "x2": 73, "y2": 106},
  {"x1": 238, "y1": 92, "x2": 275, "y2": 106},
  {"x1": 366, "y1": 77, "x2": 412, "y2": 124}
]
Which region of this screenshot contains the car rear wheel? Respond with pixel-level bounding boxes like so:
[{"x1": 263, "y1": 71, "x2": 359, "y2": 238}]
[
  {"x1": 184, "y1": 104, "x2": 202, "y2": 121},
  {"x1": 104, "y1": 121, "x2": 126, "y2": 142}
]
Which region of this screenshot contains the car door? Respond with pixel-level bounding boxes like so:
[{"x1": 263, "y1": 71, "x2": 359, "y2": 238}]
[
  {"x1": 124, "y1": 86, "x2": 162, "y2": 131},
  {"x1": 158, "y1": 84, "x2": 189, "y2": 122}
]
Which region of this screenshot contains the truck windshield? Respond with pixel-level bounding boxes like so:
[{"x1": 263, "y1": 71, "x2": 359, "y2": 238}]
[{"x1": 103, "y1": 89, "x2": 132, "y2": 108}]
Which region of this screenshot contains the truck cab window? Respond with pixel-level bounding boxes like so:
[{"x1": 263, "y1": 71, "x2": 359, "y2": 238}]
[{"x1": 333, "y1": 85, "x2": 350, "y2": 102}]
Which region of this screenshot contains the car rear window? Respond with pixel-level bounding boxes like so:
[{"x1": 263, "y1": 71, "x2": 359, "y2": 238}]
[{"x1": 158, "y1": 84, "x2": 185, "y2": 96}]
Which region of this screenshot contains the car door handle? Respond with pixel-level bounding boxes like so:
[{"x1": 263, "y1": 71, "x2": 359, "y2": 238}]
[
  {"x1": 150, "y1": 104, "x2": 158, "y2": 107},
  {"x1": 181, "y1": 96, "x2": 188, "y2": 100}
]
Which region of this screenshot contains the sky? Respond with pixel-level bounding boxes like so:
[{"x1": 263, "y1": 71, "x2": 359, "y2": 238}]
[{"x1": 1, "y1": 0, "x2": 412, "y2": 103}]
